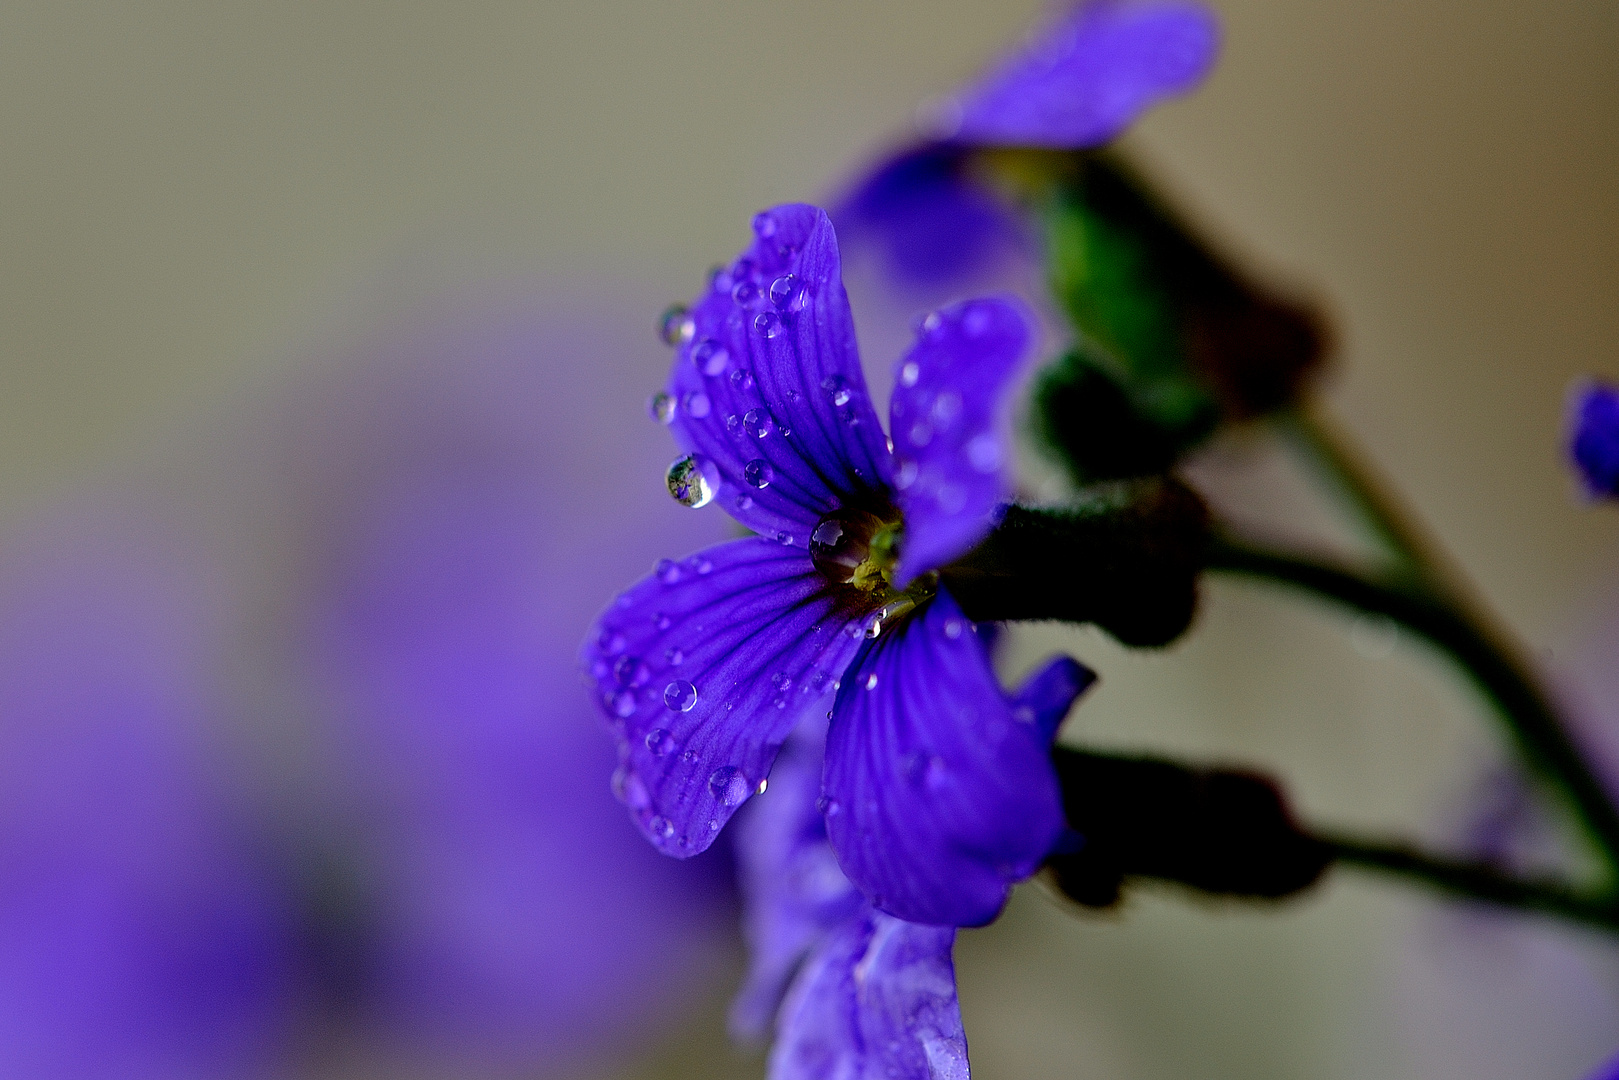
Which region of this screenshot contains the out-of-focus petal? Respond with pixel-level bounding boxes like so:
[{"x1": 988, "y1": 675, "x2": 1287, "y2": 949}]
[
  {"x1": 729, "y1": 723, "x2": 864, "y2": 1042},
  {"x1": 833, "y1": 144, "x2": 1031, "y2": 291},
  {"x1": 1586, "y1": 1049, "x2": 1619, "y2": 1080},
  {"x1": 1569, "y1": 379, "x2": 1619, "y2": 499},
  {"x1": 948, "y1": 0, "x2": 1221, "y2": 149},
  {"x1": 889, "y1": 297, "x2": 1033, "y2": 583},
  {"x1": 664, "y1": 205, "x2": 892, "y2": 543},
  {"x1": 769, "y1": 910, "x2": 967, "y2": 1080},
  {"x1": 822, "y1": 589, "x2": 1066, "y2": 926},
  {"x1": 1011, "y1": 656, "x2": 1098, "y2": 744},
  {"x1": 583, "y1": 536, "x2": 866, "y2": 857}
]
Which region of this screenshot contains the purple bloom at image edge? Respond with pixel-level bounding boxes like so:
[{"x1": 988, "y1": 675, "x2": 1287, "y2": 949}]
[
  {"x1": 834, "y1": 0, "x2": 1221, "y2": 288},
  {"x1": 1569, "y1": 380, "x2": 1619, "y2": 499},
  {"x1": 729, "y1": 659, "x2": 1093, "y2": 1080},
  {"x1": 583, "y1": 202, "x2": 1094, "y2": 928}
]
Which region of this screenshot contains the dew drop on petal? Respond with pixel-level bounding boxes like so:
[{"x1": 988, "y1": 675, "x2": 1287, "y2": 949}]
[
  {"x1": 932, "y1": 391, "x2": 963, "y2": 428},
  {"x1": 900, "y1": 360, "x2": 921, "y2": 388},
  {"x1": 732, "y1": 279, "x2": 760, "y2": 305},
  {"x1": 864, "y1": 672, "x2": 879, "y2": 691},
  {"x1": 682, "y1": 390, "x2": 711, "y2": 419},
  {"x1": 645, "y1": 728, "x2": 675, "y2": 756},
  {"x1": 943, "y1": 618, "x2": 964, "y2": 640},
  {"x1": 649, "y1": 815, "x2": 676, "y2": 840},
  {"x1": 821, "y1": 375, "x2": 853, "y2": 407},
  {"x1": 692, "y1": 339, "x2": 730, "y2": 377},
  {"x1": 752, "y1": 211, "x2": 778, "y2": 239},
  {"x1": 967, "y1": 433, "x2": 1003, "y2": 473},
  {"x1": 694, "y1": 557, "x2": 714, "y2": 575},
  {"x1": 734, "y1": 494, "x2": 754, "y2": 511},
  {"x1": 663, "y1": 679, "x2": 698, "y2": 712},
  {"x1": 666, "y1": 454, "x2": 719, "y2": 508},
  {"x1": 755, "y1": 778, "x2": 769, "y2": 795},
  {"x1": 725, "y1": 413, "x2": 742, "y2": 437},
  {"x1": 659, "y1": 304, "x2": 694, "y2": 346},
  {"x1": 709, "y1": 766, "x2": 751, "y2": 807},
  {"x1": 743, "y1": 459, "x2": 773, "y2": 489},
  {"x1": 768, "y1": 274, "x2": 797, "y2": 308},
  {"x1": 908, "y1": 420, "x2": 933, "y2": 447},
  {"x1": 730, "y1": 368, "x2": 755, "y2": 392},
  {"x1": 653, "y1": 612, "x2": 671, "y2": 631},
  {"x1": 655, "y1": 558, "x2": 682, "y2": 585},
  {"x1": 743, "y1": 409, "x2": 774, "y2": 439},
  {"x1": 664, "y1": 646, "x2": 684, "y2": 666},
  {"x1": 608, "y1": 689, "x2": 637, "y2": 718},
  {"x1": 894, "y1": 459, "x2": 919, "y2": 490},
  {"x1": 754, "y1": 311, "x2": 781, "y2": 338},
  {"x1": 648, "y1": 391, "x2": 676, "y2": 424},
  {"x1": 612, "y1": 655, "x2": 647, "y2": 688}
]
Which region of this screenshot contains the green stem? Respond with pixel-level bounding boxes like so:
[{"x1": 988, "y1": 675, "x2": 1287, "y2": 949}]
[
  {"x1": 1322, "y1": 831, "x2": 1619, "y2": 933},
  {"x1": 1206, "y1": 533, "x2": 1619, "y2": 884}
]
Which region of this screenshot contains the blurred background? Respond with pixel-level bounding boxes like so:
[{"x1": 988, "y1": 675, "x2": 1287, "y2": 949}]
[{"x1": 2, "y1": 1, "x2": 1618, "y2": 1078}]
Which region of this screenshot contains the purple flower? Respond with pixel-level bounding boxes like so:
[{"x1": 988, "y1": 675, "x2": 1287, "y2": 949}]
[
  {"x1": 584, "y1": 203, "x2": 1088, "y2": 927},
  {"x1": 1589, "y1": 1050, "x2": 1619, "y2": 1080},
  {"x1": 837, "y1": 0, "x2": 1220, "y2": 290},
  {"x1": 1569, "y1": 379, "x2": 1619, "y2": 499},
  {"x1": 730, "y1": 659, "x2": 1093, "y2": 1079}
]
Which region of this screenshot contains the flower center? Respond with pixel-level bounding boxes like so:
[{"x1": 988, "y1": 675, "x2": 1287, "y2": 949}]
[{"x1": 809, "y1": 509, "x2": 900, "y2": 593}]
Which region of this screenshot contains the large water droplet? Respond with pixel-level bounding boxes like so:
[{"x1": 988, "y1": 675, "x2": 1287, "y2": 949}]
[
  {"x1": 691, "y1": 339, "x2": 730, "y2": 376},
  {"x1": 754, "y1": 311, "x2": 781, "y2": 338},
  {"x1": 808, "y1": 508, "x2": 886, "y2": 584},
  {"x1": 647, "y1": 391, "x2": 676, "y2": 424},
  {"x1": 659, "y1": 304, "x2": 694, "y2": 346},
  {"x1": 768, "y1": 274, "x2": 798, "y2": 309},
  {"x1": 663, "y1": 679, "x2": 698, "y2": 712},
  {"x1": 645, "y1": 728, "x2": 675, "y2": 757},
  {"x1": 666, "y1": 454, "x2": 719, "y2": 508},
  {"x1": 743, "y1": 409, "x2": 773, "y2": 438},
  {"x1": 743, "y1": 459, "x2": 773, "y2": 489},
  {"x1": 709, "y1": 766, "x2": 751, "y2": 807}
]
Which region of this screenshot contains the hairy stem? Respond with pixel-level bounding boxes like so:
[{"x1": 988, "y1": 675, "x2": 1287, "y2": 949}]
[{"x1": 1206, "y1": 534, "x2": 1619, "y2": 883}]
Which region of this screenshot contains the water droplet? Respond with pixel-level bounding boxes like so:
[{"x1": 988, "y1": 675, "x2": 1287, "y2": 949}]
[
  {"x1": 899, "y1": 360, "x2": 921, "y2": 387},
  {"x1": 743, "y1": 459, "x2": 773, "y2": 489},
  {"x1": 943, "y1": 618, "x2": 964, "y2": 640},
  {"x1": 754, "y1": 311, "x2": 781, "y2": 338},
  {"x1": 655, "y1": 558, "x2": 682, "y2": 585},
  {"x1": 709, "y1": 766, "x2": 751, "y2": 807},
  {"x1": 648, "y1": 815, "x2": 675, "y2": 840},
  {"x1": 663, "y1": 679, "x2": 698, "y2": 712},
  {"x1": 817, "y1": 796, "x2": 842, "y2": 817},
  {"x1": 864, "y1": 672, "x2": 879, "y2": 691},
  {"x1": 769, "y1": 274, "x2": 804, "y2": 310},
  {"x1": 648, "y1": 391, "x2": 676, "y2": 424},
  {"x1": 755, "y1": 778, "x2": 769, "y2": 795},
  {"x1": 681, "y1": 749, "x2": 698, "y2": 764},
  {"x1": 908, "y1": 420, "x2": 933, "y2": 447},
  {"x1": 645, "y1": 728, "x2": 675, "y2": 756},
  {"x1": 734, "y1": 494, "x2": 754, "y2": 511},
  {"x1": 921, "y1": 310, "x2": 945, "y2": 337},
  {"x1": 666, "y1": 454, "x2": 719, "y2": 508},
  {"x1": 966, "y1": 433, "x2": 1002, "y2": 473},
  {"x1": 682, "y1": 390, "x2": 711, "y2": 419},
  {"x1": 725, "y1": 413, "x2": 742, "y2": 436},
  {"x1": 732, "y1": 279, "x2": 760, "y2": 305},
  {"x1": 772, "y1": 694, "x2": 789, "y2": 709},
  {"x1": 771, "y1": 672, "x2": 792, "y2": 692},
  {"x1": 894, "y1": 459, "x2": 919, "y2": 490},
  {"x1": 607, "y1": 689, "x2": 637, "y2": 718},
  {"x1": 936, "y1": 483, "x2": 967, "y2": 513},
  {"x1": 659, "y1": 304, "x2": 695, "y2": 346},
  {"x1": 808, "y1": 508, "x2": 888, "y2": 584},
  {"x1": 693, "y1": 557, "x2": 714, "y2": 575},
  {"x1": 775, "y1": 531, "x2": 794, "y2": 545},
  {"x1": 752, "y1": 211, "x2": 779, "y2": 239},
  {"x1": 730, "y1": 368, "x2": 755, "y2": 392},
  {"x1": 778, "y1": 425, "x2": 791, "y2": 437},
  {"x1": 743, "y1": 409, "x2": 774, "y2": 438},
  {"x1": 613, "y1": 655, "x2": 647, "y2": 688},
  {"x1": 653, "y1": 612, "x2": 671, "y2": 631},
  {"x1": 932, "y1": 391, "x2": 963, "y2": 428},
  {"x1": 664, "y1": 646, "x2": 684, "y2": 666},
  {"x1": 692, "y1": 339, "x2": 730, "y2": 376},
  {"x1": 612, "y1": 766, "x2": 650, "y2": 808},
  {"x1": 821, "y1": 375, "x2": 853, "y2": 407},
  {"x1": 597, "y1": 627, "x2": 627, "y2": 654}
]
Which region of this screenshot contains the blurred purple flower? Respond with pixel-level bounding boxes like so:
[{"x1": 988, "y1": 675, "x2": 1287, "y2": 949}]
[
  {"x1": 271, "y1": 296, "x2": 737, "y2": 1073},
  {"x1": 1591, "y1": 1051, "x2": 1619, "y2": 1080},
  {"x1": 1569, "y1": 379, "x2": 1619, "y2": 499},
  {"x1": 836, "y1": 0, "x2": 1220, "y2": 290},
  {"x1": 730, "y1": 659, "x2": 1092, "y2": 1080},
  {"x1": 584, "y1": 203, "x2": 1088, "y2": 929},
  {"x1": 0, "y1": 506, "x2": 298, "y2": 1080}
]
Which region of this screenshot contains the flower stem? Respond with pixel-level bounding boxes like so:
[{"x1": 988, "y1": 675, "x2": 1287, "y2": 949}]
[
  {"x1": 1320, "y1": 830, "x2": 1619, "y2": 933},
  {"x1": 1205, "y1": 533, "x2": 1619, "y2": 884}
]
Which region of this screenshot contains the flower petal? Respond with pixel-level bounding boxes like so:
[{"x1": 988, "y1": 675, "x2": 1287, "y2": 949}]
[
  {"x1": 947, "y1": 0, "x2": 1221, "y2": 149},
  {"x1": 1569, "y1": 379, "x2": 1619, "y2": 499},
  {"x1": 1011, "y1": 656, "x2": 1098, "y2": 744},
  {"x1": 822, "y1": 589, "x2": 1066, "y2": 926},
  {"x1": 664, "y1": 204, "x2": 892, "y2": 544},
  {"x1": 769, "y1": 910, "x2": 967, "y2": 1080},
  {"x1": 582, "y1": 536, "x2": 865, "y2": 857},
  {"x1": 833, "y1": 143, "x2": 1031, "y2": 291},
  {"x1": 729, "y1": 722, "x2": 864, "y2": 1042},
  {"x1": 889, "y1": 297, "x2": 1033, "y2": 582}
]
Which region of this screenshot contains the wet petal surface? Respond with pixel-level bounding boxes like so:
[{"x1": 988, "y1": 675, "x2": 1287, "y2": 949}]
[
  {"x1": 948, "y1": 0, "x2": 1221, "y2": 149},
  {"x1": 889, "y1": 297, "x2": 1032, "y2": 582},
  {"x1": 582, "y1": 537, "x2": 866, "y2": 857},
  {"x1": 822, "y1": 589, "x2": 1066, "y2": 926},
  {"x1": 769, "y1": 910, "x2": 966, "y2": 1080},
  {"x1": 663, "y1": 205, "x2": 892, "y2": 544},
  {"x1": 1011, "y1": 656, "x2": 1097, "y2": 744},
  {"x1": 730, "y1": 723, "x2": 864, "y2": 1042}
]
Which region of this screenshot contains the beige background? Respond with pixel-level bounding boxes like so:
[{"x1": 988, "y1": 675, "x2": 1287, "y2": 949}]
[{"x1": 4, "y1": 1, "x2": 1619, "y2": 1078}]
